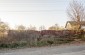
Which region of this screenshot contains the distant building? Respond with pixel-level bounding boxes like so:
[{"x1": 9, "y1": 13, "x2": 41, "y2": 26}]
[{"x1": 65, "y1": 21, "x2": 85, "y2": 30}]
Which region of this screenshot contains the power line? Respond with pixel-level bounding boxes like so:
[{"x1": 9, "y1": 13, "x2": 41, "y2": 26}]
[{"x1": 0, "y1": 10, "x2": 64, "y2": 12}]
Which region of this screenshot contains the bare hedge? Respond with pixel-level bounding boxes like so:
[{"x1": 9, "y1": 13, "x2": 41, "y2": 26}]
[{"x1": 0, "y1": 30, "x2": 84, "y2": 48}]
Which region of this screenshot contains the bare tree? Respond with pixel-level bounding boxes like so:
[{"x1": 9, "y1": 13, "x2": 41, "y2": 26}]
[
  {"x1": 0, "y1": 22, "x2": 9, "y2": 31},
  {"x1": 39, "y1": 25, "x2": 45, "y2": 31},
  {"x1": 28, "y1": 25, "x2": 36, "y2": 30},
  {"x1": 48, "y1": 24, "x2": 59, "y2": 30},
  {"x1": 0, "y1": 21, "x2": 9, "y2": 36},
  {"x1": 16, "y1": 25, "x2": 26, "y2": 31},
  {"x1": 67, "y1": 0, "x2": 85, "y2": 29}
]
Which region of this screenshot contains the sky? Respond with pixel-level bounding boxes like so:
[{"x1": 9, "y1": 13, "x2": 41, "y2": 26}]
[{"x1": 0, "y1": 0, "x2": 85, "y2": 29}]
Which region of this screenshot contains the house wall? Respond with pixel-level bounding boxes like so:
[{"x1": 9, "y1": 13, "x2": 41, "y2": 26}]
[
  {"x1": 66, "y1": 23, "x2": 72, "y2": 30},
  {"x1": 81, "y1": 26, "x2": 85, "y2": 31},
  {"x1": 66, "y1": 23, "x2": 79, "y2": 30}
]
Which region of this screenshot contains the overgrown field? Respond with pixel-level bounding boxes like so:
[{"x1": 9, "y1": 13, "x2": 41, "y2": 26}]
[{"x1": 0, "y1": 30, "x2": 85, "y2": 48}]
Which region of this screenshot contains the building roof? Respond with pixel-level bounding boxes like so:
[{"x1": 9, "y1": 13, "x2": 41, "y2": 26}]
[{"x1": 65, "y1": 21, "x2": 85, "y2": 28}]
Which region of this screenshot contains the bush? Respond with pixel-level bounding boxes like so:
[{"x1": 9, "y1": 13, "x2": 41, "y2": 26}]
[
  {"x1": 0, "y1": 41, "x2": 27, "y2": 48},
  {"x1": 0, "y1": 30, "x2": 84, "y2": 48},
  {"x1": 47, "y1": 40, "x2": 54, "y2": 45},
  {"x1": 37, "y1": 41, "x2": 49, "y2": 47}
]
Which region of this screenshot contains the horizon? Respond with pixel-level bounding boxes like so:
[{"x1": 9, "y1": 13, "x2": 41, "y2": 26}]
[{"x1": 0, "y1": 0, "x2": 85, "y2": 29}]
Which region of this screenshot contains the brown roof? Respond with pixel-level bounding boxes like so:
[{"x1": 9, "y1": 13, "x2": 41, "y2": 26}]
[{"x1": 65, "y1": 21, "x2": 85, "y2": 28}]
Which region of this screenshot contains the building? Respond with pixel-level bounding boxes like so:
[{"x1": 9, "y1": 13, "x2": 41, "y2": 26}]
[{"x1": 65, "y1": 21, "x2": 85, "y2": 30}]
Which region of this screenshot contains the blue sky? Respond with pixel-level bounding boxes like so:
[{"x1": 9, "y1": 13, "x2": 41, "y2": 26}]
[{"x1": 0, "y1": 0, "x2": 85, "y2": 29}]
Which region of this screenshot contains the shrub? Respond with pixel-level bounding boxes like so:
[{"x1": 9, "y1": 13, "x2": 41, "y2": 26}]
[
  {"x1": 0, "y1": 30, "x2": 84, "y2": 48},
  {"x1": 37, "y1": 41, "x2": 49, "y2": 47},
  {"x1": 47, "y1": 40, "x2": 54, "y2": 45}
]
